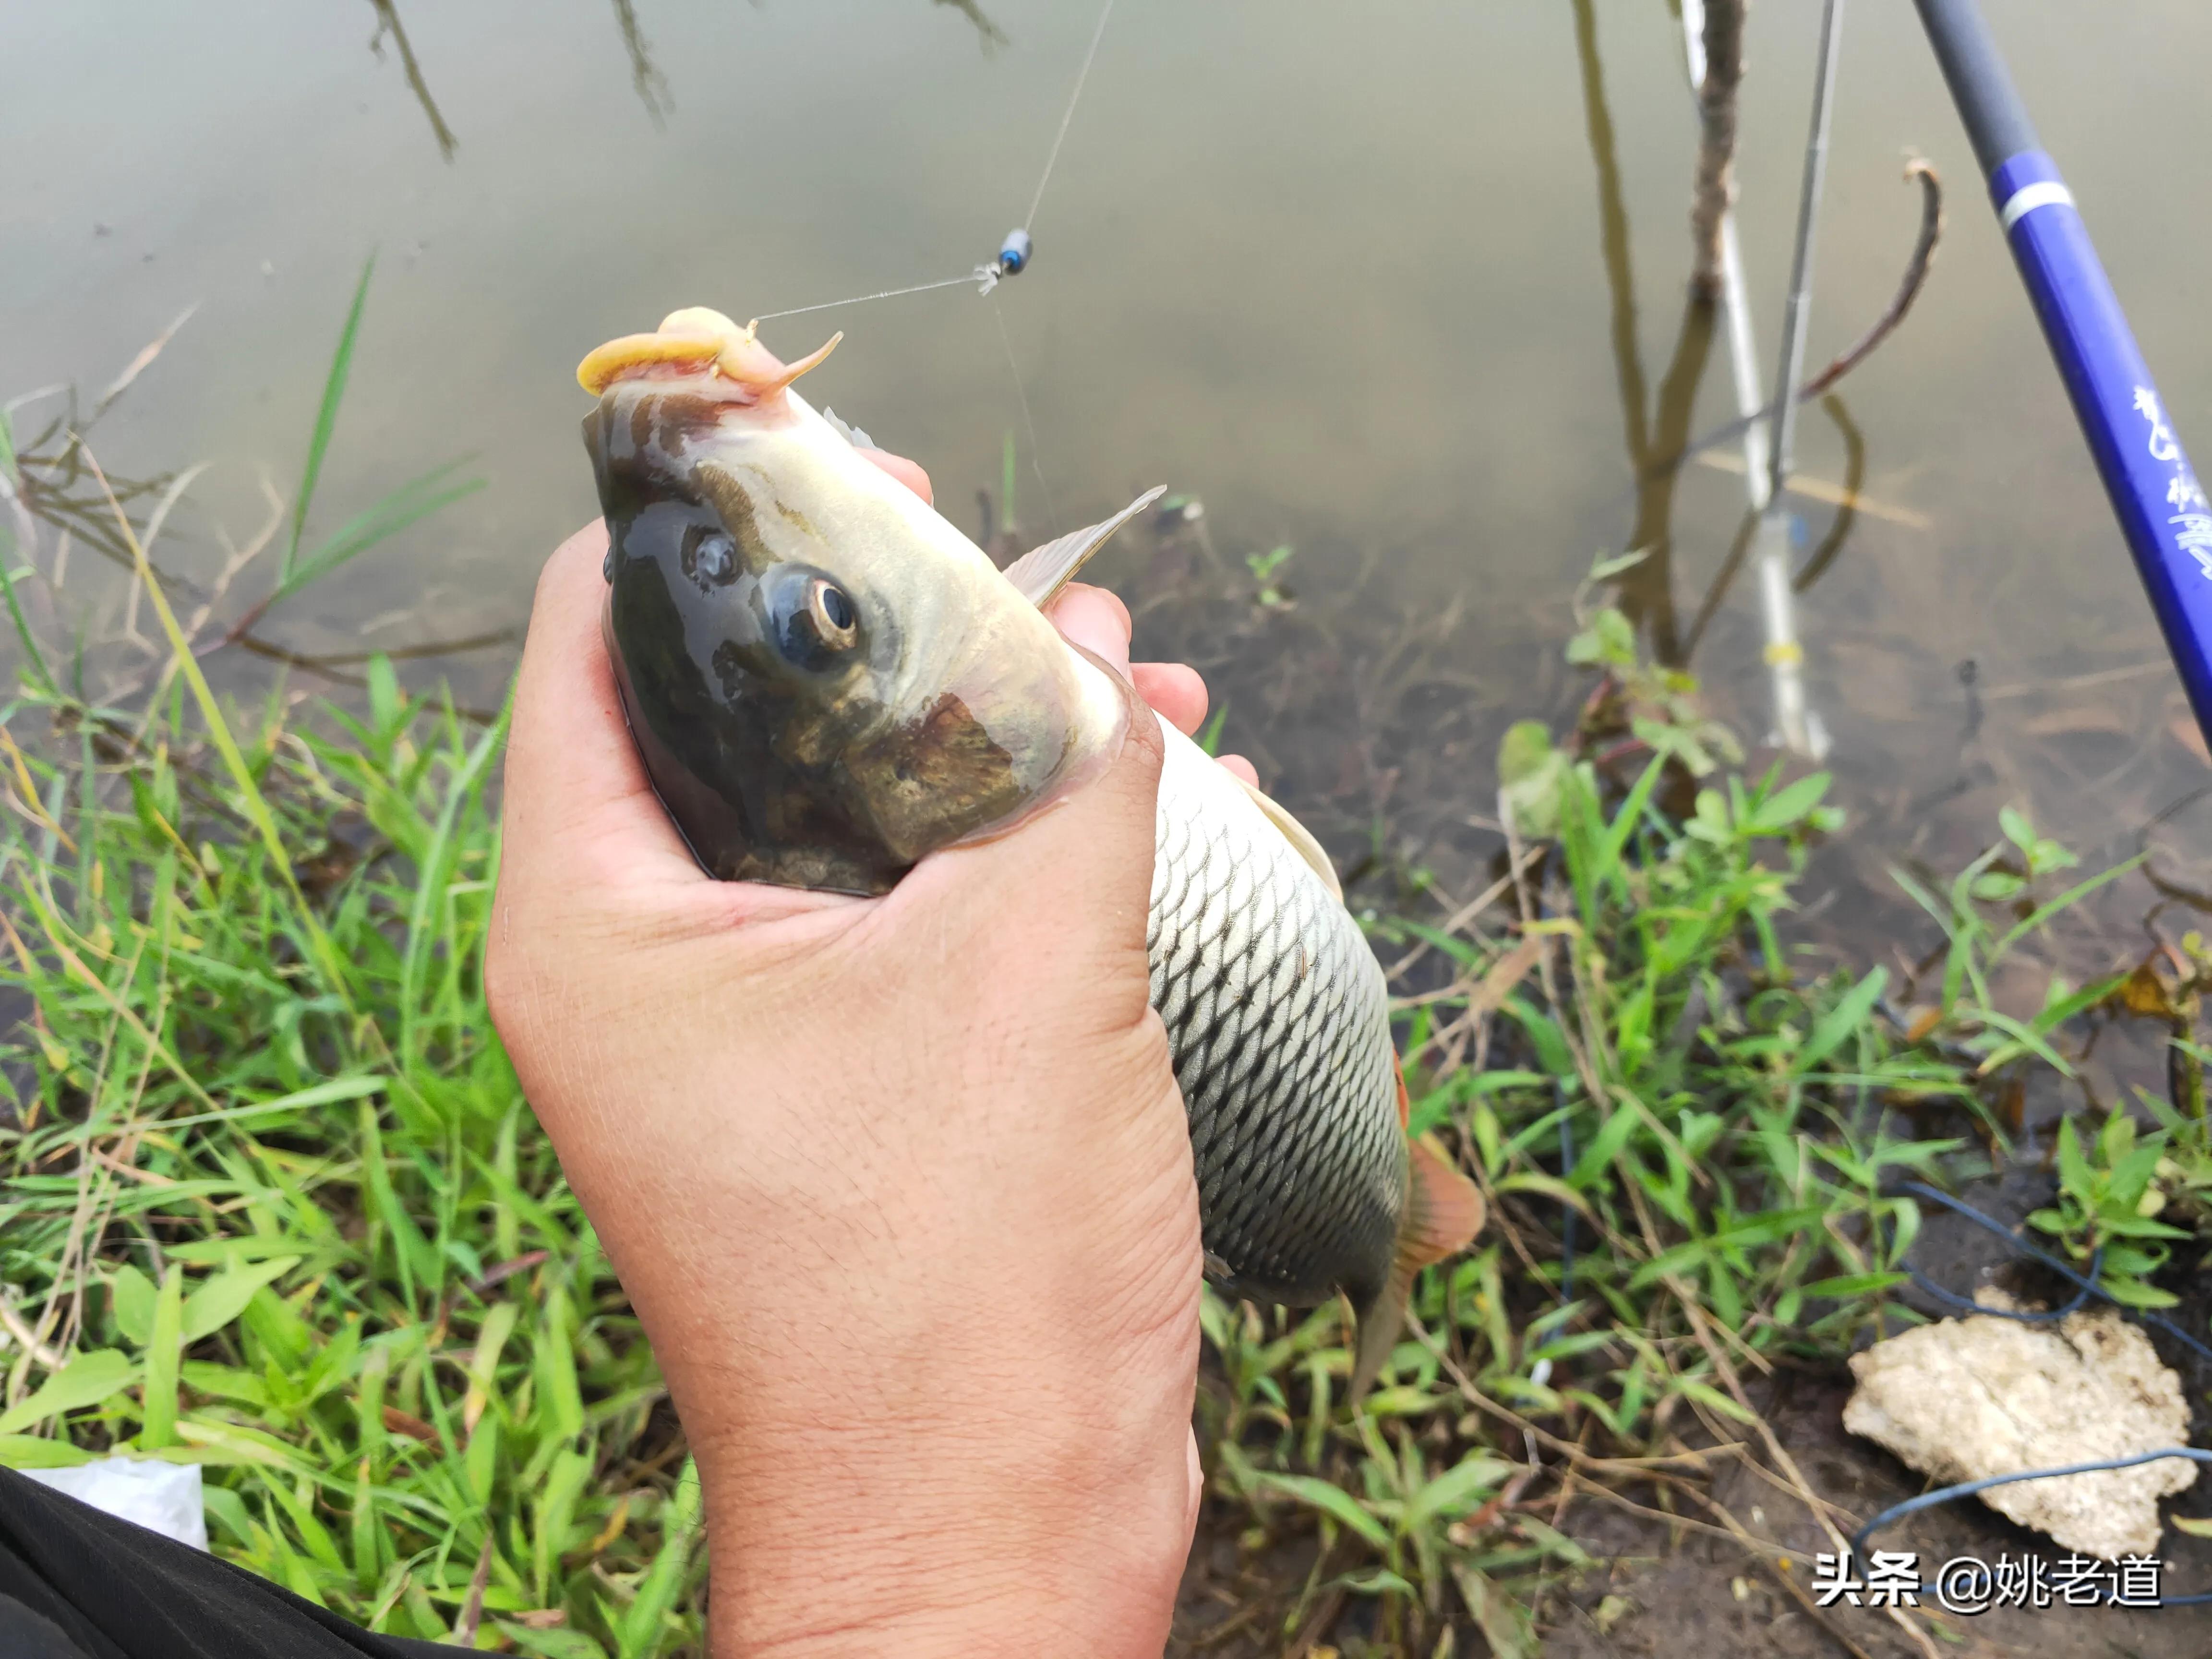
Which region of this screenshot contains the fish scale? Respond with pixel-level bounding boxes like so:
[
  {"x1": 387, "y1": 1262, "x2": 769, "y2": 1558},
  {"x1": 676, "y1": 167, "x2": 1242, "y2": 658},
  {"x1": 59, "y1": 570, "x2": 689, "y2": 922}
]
[{"x1": 1147, "y1": 726, "x2": 1405, "y2": 1310}]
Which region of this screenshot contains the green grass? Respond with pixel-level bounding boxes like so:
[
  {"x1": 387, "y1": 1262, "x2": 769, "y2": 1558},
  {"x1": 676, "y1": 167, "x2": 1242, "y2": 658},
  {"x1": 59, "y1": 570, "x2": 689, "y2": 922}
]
[
  {"x1": 1176, "y1": 597, "x2": 2211, "y2": 1652},
  {"x1": 2, "y1": 308, "x2": 2205, "y2": 1658},
  {"x1": 0, "y1": 663, "x2": 701, "y2": 1653},
  {"x1": 0, "y1": 272, "x2": 696, "y2": 1655}
]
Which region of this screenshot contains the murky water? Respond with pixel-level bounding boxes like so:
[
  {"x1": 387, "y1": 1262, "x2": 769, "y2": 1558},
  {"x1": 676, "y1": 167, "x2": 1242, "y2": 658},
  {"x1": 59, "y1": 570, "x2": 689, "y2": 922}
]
[{"x1": 8, "y1": 0, "x2": 2212, "y2": 1026}]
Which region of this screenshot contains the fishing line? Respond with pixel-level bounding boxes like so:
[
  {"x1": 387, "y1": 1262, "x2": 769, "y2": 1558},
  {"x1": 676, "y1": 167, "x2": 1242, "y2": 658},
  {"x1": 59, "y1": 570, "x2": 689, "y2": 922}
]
[
  {"x1": 1023, "y1": 0, "x2": 1116, "y2": 233},
  {"x1": 993, "y1": 299, "x2": 1058, "y2": 532},
  {"x1": 752, "y1": 272, "x2": 985, "y2": 324},
  {"x1": 746, "y1": 0, "x2": 1118, "y2": 541},
  {"x1": 752, "y1": 0, "x2": 1117, "y2": 325}
]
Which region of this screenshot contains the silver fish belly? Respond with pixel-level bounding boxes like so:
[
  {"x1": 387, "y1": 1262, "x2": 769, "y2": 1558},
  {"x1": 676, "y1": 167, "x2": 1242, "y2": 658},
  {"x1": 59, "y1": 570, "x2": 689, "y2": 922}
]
[{"x1": 1147, "y1": 723, "x2": 1407, "y2": 1310}]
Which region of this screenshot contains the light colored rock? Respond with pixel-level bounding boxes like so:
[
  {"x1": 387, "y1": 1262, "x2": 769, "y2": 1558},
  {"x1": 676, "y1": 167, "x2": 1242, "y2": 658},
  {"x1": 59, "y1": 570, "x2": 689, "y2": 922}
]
[{"x1": 1843, "y1": 1306, "x2": 2197, "y2": 1560}]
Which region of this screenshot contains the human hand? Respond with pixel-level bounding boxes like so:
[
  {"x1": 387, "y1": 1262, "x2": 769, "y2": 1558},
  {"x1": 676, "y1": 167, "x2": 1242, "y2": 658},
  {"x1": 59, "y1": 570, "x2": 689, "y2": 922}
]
[{"x1": 487, "y1": 453, "x2": 1227, "y2": 1657}]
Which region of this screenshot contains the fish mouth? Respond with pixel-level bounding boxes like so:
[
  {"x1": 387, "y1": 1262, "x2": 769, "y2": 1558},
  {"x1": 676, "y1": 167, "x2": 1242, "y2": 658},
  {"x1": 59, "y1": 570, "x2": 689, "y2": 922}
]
[{"x1": 577, "y1": 307, "x2": 840, "y2": 403}]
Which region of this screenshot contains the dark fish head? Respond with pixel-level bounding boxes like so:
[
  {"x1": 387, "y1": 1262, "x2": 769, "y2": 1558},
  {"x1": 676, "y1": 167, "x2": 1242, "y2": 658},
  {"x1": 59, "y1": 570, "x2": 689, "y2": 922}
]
[{"x1": 579, "y1": 309, "x2": 1125, "y2": 893}]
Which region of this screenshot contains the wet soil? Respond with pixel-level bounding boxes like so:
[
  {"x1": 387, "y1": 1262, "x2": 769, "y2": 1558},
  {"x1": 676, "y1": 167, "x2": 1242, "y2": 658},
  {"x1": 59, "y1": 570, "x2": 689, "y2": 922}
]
[
  {"x1": 1174, "y1": 1358, "x2": 2212, "y2": 1659},
  {"x1": 1170, "y1": 1155, "x2": 2212, "y2": 1658},
  {"x1": 1543, "y1": 1372, "x2": 2212, "y2": 1659}
]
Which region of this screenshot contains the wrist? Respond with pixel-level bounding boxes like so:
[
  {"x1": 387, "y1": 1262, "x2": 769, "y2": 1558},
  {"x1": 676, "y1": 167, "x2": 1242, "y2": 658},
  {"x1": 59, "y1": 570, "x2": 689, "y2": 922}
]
[{"x1": 694, "y1": 1407, "x2": 1193, "y2": 1657}]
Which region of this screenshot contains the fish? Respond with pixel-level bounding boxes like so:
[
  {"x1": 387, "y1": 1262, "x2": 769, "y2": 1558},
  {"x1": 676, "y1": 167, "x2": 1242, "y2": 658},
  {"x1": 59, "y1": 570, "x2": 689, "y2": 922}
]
[{"x1": 576, "y1": 307, "x2": 1484, "y2": 1390}]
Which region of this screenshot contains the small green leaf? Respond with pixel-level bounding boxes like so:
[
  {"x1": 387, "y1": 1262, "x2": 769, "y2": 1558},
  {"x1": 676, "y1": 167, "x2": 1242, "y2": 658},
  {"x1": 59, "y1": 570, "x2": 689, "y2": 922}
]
[
  {"x1": 182, "y1": 1257, "x2": 302, "y2": 1345},
  {"x1": 1672, "y1": 1378, "x2": 1760, "y2": 1425},
  {"x1": 141, "y1": 1267, "x2": 185, "y2": 1450},
  {"x1": 1337, "y1": 1567, "x2": 1417, "y2": 1596},
  {"x1": 109, "y1": 1264, "x2": 156, "y2": 1347},
  {"x1": 1454, "y1": 1562, "x2": 1540, "y2": 1659},
  {"x1": 1801, "y1": 1271, "x2": 1909, "y2": 1299},
  {"x1": 1591, "y1": 607, "x2": 1636, "y2": 666},
  {"x1": 1497, "y1": 721, "x2": 1569, "y2": 840},
  {"x1": 1402, "y1": 1454, "x2": 1511, "y2": 1535},
  {"x1": 2055, "y1": 1118, "x2": 2093, "y2": 1201},
  {"x1": 0, "y1": 1435, "x2": 96, "y2": 1470},
  {"x1": 1252, "y1": 1471, "x2": 1393, "y2": 1552},
  {"x1": 0, "y1": 1350, "x2": 138, "y2": 1437},
  {"x1": 1794, "y1": 968, "x2": 1887, "y2": 1076},
  {"x1": 1744, "y1": 772, "x2": 1830, "y2": 836},
  {"x1": 366, "y1": 654, "x2": 403, "y2": 736},
  {"x1": 501, "y1": 1626, "x2": 611, "y2": 1659}
]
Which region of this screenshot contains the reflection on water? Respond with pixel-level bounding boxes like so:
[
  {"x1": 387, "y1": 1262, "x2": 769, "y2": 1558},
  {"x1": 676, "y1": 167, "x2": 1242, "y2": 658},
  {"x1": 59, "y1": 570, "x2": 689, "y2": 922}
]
[
  {"x1": 1572, "y1": 0, "x2": 1724, "y2": 670},
  {"x1": 4, "y1": 0, "x2": 2211, "y2": 992},
  {"x1": 367, "y1": 0, "x2": 456, "y2": 161},
  {"x1": 609, "y1": 0, "x2": 673, "y2": 127}
]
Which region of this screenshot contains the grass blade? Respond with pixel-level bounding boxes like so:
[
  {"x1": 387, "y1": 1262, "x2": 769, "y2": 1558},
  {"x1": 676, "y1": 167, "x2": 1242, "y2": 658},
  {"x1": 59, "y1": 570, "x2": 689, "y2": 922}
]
[
  {"x1": 617, "y1": 1459, "x2": 702, "y2": 1657},
  {"x1": 141, "y1": 1266, "x2": 185, "y2": 1449},
  {"x1": 276, "y1": 461, "x2": 486, "y2": 611},
  {"x1": 285, "y1": 255, "x2": 377, "y2": 582}
]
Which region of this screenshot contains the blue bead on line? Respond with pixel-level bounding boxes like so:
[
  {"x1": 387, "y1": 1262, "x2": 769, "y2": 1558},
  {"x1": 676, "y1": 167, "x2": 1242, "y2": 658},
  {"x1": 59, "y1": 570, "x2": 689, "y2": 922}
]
[{"x1": 997, "y1": 228, "x2": 1033, "y2": 277}]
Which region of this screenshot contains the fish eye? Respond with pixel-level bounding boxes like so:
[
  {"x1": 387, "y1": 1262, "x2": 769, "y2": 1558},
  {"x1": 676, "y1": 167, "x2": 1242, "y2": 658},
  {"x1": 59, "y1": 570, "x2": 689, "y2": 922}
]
[
  {"x1": 761, "y1": 565, "x2": 862, "y2": 671},
  {"x1": 811, "y1": 579, "x2": 856, "y2": 638}
]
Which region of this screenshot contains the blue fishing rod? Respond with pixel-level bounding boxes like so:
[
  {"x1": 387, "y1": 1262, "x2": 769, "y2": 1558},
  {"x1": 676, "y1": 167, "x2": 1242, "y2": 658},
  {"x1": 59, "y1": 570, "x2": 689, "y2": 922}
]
[{"x1": 1914, "y1": 0, "x2": 2212, "y2": 745}]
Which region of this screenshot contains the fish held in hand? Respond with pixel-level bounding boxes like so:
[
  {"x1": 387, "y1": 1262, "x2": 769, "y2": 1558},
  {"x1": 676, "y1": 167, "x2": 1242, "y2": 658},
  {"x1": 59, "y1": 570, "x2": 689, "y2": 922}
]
[{"x1": 577, "y1": 308, "x2": 1483, "y2": 1389}]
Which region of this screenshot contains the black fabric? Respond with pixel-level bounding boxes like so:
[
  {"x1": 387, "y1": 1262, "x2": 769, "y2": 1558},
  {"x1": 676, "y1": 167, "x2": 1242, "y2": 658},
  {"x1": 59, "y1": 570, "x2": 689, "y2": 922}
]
[{"x1": 0, "y1": 1466, "x2": 451, "y2": 1659}]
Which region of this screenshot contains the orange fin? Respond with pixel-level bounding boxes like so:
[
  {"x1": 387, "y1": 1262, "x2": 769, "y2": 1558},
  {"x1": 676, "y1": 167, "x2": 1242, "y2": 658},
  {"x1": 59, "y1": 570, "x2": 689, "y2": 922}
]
[{"x1": 1351, "y1": 1133, "x2": 1486, "y2": 1398}]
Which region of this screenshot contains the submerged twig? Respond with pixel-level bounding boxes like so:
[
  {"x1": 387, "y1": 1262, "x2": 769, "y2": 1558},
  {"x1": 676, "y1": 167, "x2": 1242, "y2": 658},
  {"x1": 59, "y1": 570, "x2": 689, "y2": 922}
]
[
  {"x1": 1802, "y1": 159, "x2": 1944, "y2": 399},
  {"x1": 94, "y1": 306, "x2": 199, "y2": 421},
  {"x1": 1791, "y1": 394, "x2": 1863, "y2": 592},
  {"x1": 1658, "y1": 158, "x2": 1947, "y2": 479}
]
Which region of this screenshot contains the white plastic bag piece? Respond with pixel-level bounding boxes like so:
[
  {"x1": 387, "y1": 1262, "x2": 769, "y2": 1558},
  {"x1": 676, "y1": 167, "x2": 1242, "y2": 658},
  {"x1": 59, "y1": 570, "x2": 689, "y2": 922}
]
[{"x1": 22, "y1": 1456, "x2": 208, "y2": 1551}]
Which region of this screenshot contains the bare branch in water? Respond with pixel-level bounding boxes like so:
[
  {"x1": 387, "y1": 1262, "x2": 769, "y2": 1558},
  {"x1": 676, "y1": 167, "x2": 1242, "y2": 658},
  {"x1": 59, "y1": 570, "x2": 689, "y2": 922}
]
[
  {"x1": 1791, "y1": 393, "x2": 1865, "y2": 593},
  {"x1": 368, "y1": 0, "x2": 458, "y2": 161},
  {"x1": 1798, "y1": 157, "x2": 1944, "y2": 400},
  {"x1": 1650, "y1": 160, "x2": 1946, "y2": 482},
  {"x1": 95, "y1": 306, "x2": 199, "y2": 419},
  {"x1": 1689, "y1": 0, "x2": 1746, "y2": 301}
]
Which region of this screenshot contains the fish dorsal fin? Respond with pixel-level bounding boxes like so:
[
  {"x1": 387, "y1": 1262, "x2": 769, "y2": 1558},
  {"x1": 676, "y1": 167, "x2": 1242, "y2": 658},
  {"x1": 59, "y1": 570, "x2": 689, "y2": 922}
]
[
  {"x1": 1001, "y1": 486, "x2": 1166, "y2": 607},
  {"x1": 1234, "y1": 774, "x2": 1343, "y2": 903}
]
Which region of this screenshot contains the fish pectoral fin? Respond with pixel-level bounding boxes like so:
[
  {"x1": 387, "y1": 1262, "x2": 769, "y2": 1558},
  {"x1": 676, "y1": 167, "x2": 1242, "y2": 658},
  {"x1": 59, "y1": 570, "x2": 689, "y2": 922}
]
[
  {"x1": 1235, "y1": 776, "x2": 1343, "y2": 903},
  {"x1": 1000, "y1": 486, "x2": 1167, "y2": 607},
  {"x1": 1350, "y1": 1135, "x2": 1487, "y2": 1399}
]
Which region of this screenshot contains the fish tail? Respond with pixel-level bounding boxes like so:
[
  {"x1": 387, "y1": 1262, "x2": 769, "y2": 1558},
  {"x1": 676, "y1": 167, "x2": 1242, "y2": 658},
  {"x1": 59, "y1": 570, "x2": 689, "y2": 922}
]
[{"x1": 1351, "y1": 1116, "x2": 1487, "y2": 1399}]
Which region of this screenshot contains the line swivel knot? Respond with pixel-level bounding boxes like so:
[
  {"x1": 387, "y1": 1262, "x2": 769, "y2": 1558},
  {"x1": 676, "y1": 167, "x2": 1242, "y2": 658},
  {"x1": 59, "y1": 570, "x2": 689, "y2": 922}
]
[{"x1": 974, "y1": 228, "x2": 1034, "y2": 295}]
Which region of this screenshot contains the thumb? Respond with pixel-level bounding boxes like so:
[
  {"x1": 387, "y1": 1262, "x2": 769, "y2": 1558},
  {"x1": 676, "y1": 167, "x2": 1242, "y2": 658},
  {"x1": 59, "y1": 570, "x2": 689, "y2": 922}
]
[{"x1": 890, "y1": 668, "x2": 1164, "y2": 980}]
